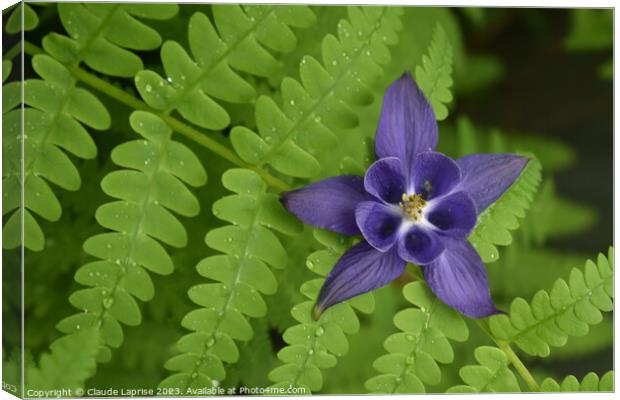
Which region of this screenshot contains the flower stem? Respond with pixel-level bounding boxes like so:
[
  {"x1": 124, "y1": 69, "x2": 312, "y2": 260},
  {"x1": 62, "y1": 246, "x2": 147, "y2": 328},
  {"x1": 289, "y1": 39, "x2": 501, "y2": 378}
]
[
  {"x1": 476, "y1": 319, "x2": 541, "y2": 392},
  {"x1": 20, "y1": 41, "x2": 291, "y2": 192}
]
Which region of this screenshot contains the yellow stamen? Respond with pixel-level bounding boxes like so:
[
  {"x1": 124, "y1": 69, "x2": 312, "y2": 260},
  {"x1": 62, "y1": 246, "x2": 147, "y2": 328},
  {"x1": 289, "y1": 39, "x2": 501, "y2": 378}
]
[{"x1": 399, "y1": 193, "x2": 426, "y2": 221}]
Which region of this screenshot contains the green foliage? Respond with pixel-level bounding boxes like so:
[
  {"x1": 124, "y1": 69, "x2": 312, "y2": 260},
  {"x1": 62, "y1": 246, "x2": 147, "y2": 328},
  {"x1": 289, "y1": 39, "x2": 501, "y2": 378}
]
[
  {"x1": 231, "y1": 6, "x2": 403, "y2": 178},
  {"x1": 365, "y1": 281, "x2": 468, "y2": 394},
  {"x1": 2, "y1": 60, "x2": 11, "y2": 83},
  {"x1": 135, "y1": 5, "x2": 315, "y2": 130},
  {"x1": 25, "y1": 329, "x2": 99, "y2": 391},
  {"x1": 57, "y1": 111, "x2": 206, "y2": 367},
  {"x1": 447, "y1": 346, "x2": 520, "y2": 393},
  {"x1": 268, "y1": 230, "x2": 374, "y2": 393},
  {"x1": 489, "y1": 248, "x2": 613, "y2": 357},
  {"x1": 517, "y1": 179, "x2": 596, "y2": 246},
  {"x1": 415, "y1": 24, "x2": 453, "y2": 120},
  {"x1": 445, "y1": 116, "x2": 577, "y2": 173},
  {"x1": 541, "y1": 371, "x2": 613, "y2": 392},
  {"x1": 468, "y1": 157, "x2": 542, "y2": 263},
  {"x1": 544, "y1": 317, "x2": 612, "y2": 361},
  {"x1": 159, "y1": 168, "x2": 301, "y2": 391},
  {"x1": 2, "y1": 54, "x2": 110, "y2": 251},
  {"x1": 43, "y1": 3, "x2": 179, "y2": 77},
  {"x1": 565, "y1": 9, "x2": 613, "y2": 52},
  {"x1": 5, "y1": 3, "x2": 39, "y2": 34}
]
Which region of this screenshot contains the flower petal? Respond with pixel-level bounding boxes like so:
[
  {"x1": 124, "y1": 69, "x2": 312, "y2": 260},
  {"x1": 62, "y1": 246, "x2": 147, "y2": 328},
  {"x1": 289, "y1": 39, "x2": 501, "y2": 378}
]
[
  {"x1": 411, "y1": 151, "x2": 461, "y2": 200},
  {"x1": 375, "y1": 73, "x2": 438, "y2": 169},
  {"x1": 425, "y1": 191, "x2": 477, "y2": 238},
  {"x1": 355, "y1": 201, "x2": 402, "y2": 251},
  {"x1": 397, "y1": 225, "x2": 445, "y2": 265},
  {"x1": 280, "y1": 175, "x2": 372, "y2": 236},
  {"x1": 314, "y1": 241, "x2": 405, "y2": 318},
  {"x1": 456, "y1": 154, "x2": 529, "y2": 213},
  {"x1": 423, "y1": 238, "x2": 501, "y2": 318},
  {"x1": 364, "y1": 157, "x2": 406, "y2": 204}
]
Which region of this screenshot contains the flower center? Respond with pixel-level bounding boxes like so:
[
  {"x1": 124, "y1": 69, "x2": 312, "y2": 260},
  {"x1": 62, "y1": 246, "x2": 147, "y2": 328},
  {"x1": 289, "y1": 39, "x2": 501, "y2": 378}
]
[{"x1": 399, "y1": 193, "x2": 427, "y2": 221}]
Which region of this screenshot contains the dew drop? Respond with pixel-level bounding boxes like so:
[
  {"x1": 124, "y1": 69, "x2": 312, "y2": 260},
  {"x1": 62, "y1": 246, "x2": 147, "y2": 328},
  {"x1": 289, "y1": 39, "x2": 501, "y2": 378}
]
[
  {"x1": 307, "y1": 349, "x2": 314, "y2": 355},
  {"x1": 405, "y1": 334, "x2": 414, "y2": 341},
  {"x1": 405, "y1": 355, "x2": 414, "y2": 365},
  {"x1": 206, "y1": 337, "x2": 215, "y2": 347},
  {"x1": 314, "y1": 327, "x2": 324, "y2": 337},
  {"x1": 145, "y1": 84, "x2": 152, "y2": 93},
  {"x1": 103, "y1": 297, "x2": 114, "y2": 309},
  {"x1": 306, "y1": 260, "x2": 314, "y2": 270}
]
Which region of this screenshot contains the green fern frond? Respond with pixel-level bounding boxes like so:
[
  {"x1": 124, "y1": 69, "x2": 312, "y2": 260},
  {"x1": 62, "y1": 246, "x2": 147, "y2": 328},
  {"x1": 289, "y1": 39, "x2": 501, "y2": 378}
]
[
  {"x1": 2, "y1": 54, "x2": 110, "y2": 251},
  {"x1": 365, "y1": 281, "x2": 468, "y2": 394},
  {"x1": 42, "y1": 3, "x2": 179, "y2": 77},
  {"x1": 468, "y1": 157, "x2": 542, "y2": 263},
  {"x1": 518, "y1": 179, "x2": 596, "y2": 246},
  {"x1": 231, "y1": 6, "x2": 403, "y2": 178},
  {"x1": 25, "y1": 329, "x2": 99, "y2": 391},
  {"x1": 159, "y1": 168, "x2": 301, "y2": 392},
  {"x1": 541, "y1": 371, "x2": 613, "y2": 392},
  {"x1": 268, "y1": 230, "x2": 375, "y2": 393},
  {"x1": 489, "y1": 247, "x2": 613, "y2": 357},
  {"x1": 5, "y1": 3, "x2": 39, "y2": 34},
  {"x1": 447, "y1": 116, "x2": 577, "y2": 172},
  {"x1": 135, "y1": 5, "x2": 316, "y2": 130},
  {"x1": 57, "y1": 111, "x2": 206, "y2": 365},
  {"x1": 446, "y1": 346, "x2": 520, "y2": 393},
  {"x1": 415, "y1": 24, "x2": 453, "y2": 121}
]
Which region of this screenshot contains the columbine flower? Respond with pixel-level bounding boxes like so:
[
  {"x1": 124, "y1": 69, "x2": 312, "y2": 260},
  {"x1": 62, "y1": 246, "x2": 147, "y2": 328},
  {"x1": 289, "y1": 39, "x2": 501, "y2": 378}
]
[{"x1": 281, "y1": 73, "x2": 528, "y2": 319}]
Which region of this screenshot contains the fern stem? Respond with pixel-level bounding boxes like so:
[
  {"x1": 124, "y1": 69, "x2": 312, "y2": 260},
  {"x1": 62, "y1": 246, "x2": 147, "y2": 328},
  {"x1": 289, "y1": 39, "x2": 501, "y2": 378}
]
[
  {"x1": 476, "y1": 320, "x2": 541, "y2": 392},
  {"x1": 21, "y1": 41, "x2": 291, "y2": 192}
]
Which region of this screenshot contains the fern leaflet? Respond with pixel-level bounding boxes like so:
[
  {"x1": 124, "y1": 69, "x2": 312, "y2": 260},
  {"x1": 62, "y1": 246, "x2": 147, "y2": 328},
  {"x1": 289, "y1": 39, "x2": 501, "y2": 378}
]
[
  {"x1": 57, "y1": 111, "x2": 206, "y2": 369},
  {"x1": 159, "y1": 168, "x2": 301, "y2": 391},
  {"x1": 541, "y1": 371, "x2": 613, "y2": 392},
  {"x1": 135, "y1": 5, "x2": 316, "y2": 130},
  {"x1": 365, "y1": 281, "x2": 469, "y2": 393},
  {"x1": 489, "y1": 247, "x2": 613, "y2": 357},
  {"x1": 446, "y1": 346, "x2": 520, "y2": 393},
  {"x1": 5, "y1": 3, "x2": 39, "y2": 34}
]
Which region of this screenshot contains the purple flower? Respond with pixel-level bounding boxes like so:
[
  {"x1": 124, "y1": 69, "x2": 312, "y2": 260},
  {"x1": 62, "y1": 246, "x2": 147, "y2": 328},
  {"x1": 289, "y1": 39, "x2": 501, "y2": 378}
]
[{"x1": 281, "y1": 73, "x2": 528, "y2": 319}]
